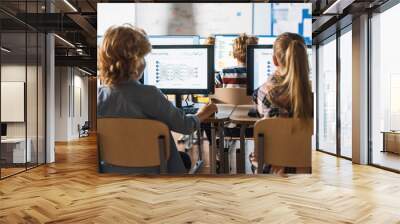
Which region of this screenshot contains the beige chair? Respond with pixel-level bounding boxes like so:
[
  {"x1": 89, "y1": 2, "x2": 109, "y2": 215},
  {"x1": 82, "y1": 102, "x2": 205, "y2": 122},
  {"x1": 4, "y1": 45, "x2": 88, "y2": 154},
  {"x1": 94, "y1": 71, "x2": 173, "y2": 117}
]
[
  {"x1": 97, "y1": 118, "x2": 170, "y2": 174},
  {"x1": 254, "y1": 118, "x2": 313, "y2": 174},
  {"x1": 211, "y1": 87, "x2": 252, "y2": 105}
]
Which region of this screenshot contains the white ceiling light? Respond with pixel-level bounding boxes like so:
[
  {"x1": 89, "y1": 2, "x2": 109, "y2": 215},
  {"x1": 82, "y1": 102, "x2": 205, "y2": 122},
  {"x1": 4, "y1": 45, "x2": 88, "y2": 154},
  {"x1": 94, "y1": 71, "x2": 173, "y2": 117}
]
[
  {"x1": 63, "y1": 0, "x2": 78, "y2": 12},
  {"x1": 323, "y1": 0, "x2": 355, "y2": 15},
  {"x1": 1, "y1": 47, "x2": 11, "y2": 53},
  {"x1": 78, "y1": 68, "x2": 93, "y2": 76},
  {"x1": 54, "y1": 34, "x2": 75, "y2": 48}
]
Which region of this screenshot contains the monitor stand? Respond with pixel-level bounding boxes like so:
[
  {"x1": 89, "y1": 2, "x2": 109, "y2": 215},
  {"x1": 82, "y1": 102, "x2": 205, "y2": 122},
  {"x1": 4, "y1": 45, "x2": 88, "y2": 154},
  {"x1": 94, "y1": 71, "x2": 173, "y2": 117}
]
[{"x1": 175, "y1": 94, "x2": 183, "y2": 108}]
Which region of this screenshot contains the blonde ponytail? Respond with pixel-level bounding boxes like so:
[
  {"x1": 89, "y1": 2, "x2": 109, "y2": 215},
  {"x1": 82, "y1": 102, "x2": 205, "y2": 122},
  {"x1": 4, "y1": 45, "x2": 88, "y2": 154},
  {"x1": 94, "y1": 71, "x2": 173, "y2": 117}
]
[{"x1": 273, "y1": 33, "x2": 313, "y2": 119}]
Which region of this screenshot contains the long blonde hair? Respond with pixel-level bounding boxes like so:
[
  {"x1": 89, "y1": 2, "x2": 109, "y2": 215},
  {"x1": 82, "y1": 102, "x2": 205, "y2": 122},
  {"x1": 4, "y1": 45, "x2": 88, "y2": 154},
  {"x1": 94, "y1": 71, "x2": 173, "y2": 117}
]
[
  {"x1": 98, "y1": 24, "x2": 151, "y2": 86},
  {"x1": 273, "y1": 32, "x2": 313, "y2": 119}
]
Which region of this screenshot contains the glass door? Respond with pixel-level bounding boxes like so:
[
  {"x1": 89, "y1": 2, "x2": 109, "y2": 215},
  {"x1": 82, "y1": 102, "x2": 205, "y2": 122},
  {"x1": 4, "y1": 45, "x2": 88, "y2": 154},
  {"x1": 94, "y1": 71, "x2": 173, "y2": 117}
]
[
  {"x1": 370, "y1": 3, "x2": 400, "y2": 171},
  {"x1": 339, "y1": 27, "x2": 352, "y2": 159},
  {"x1": 317, "y1": 35, "x2": 337, "y2": 155}
]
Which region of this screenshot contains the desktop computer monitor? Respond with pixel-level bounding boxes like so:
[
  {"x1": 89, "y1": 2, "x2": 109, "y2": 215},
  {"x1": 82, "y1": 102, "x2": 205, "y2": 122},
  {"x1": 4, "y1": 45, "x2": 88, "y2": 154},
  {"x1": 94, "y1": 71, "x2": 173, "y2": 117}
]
[
  {"x1": 148, "y1": 35, "x2": 200, "y2": 45},
  {"x1": 214, "y1": 34, "x2": 239, "y2": 72},
  {"x1": 1, "y1": 123, "x2": 7, "y2": 138},
  {"x1": 247, "y1": 45, "x2": 312, "y2": 95},
  {"x1": 199, "y1": 37, "x2": 207, "y2": 45},
  {"x1": 142, "y1": 45, "x2": 214, "y2": 95},
  {"x1": 257, "y1": 35, "x2": 276, "y2": 45}
]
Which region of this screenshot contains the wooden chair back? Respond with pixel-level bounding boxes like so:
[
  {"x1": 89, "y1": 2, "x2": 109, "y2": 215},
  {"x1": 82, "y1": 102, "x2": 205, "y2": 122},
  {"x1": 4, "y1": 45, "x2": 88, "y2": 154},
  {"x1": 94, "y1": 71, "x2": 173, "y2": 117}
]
[
  {"x1": 97, "y1": 118, "x2": 170, "y2": 173},
  {"x1": 254, "y1": 118, "x2": 313, "y2": 173},
  {"x1": 211, "y1": 88, "x2": 252, "y2": 105}
]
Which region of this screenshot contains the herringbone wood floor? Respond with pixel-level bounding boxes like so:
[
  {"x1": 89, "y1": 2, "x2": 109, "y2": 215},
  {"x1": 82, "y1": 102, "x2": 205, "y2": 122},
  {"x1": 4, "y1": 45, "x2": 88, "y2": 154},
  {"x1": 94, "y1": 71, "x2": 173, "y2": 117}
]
[{"x1": 1, "y1": 136, "x2": 400, "y2": 223}]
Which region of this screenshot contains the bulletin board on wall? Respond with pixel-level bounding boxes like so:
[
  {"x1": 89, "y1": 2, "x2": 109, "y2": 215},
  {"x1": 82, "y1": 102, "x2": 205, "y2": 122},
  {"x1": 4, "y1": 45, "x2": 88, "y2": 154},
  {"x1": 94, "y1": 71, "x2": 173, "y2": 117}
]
[
  {"x1": 97, "y1": 3, "x2": 312, "y2": 43},
  {"x1": 135, "y1": 3, "x2": 253, "y2": 36},
  {"x1": 1, "y1": 82, "x2": 25, "y2": 122}
]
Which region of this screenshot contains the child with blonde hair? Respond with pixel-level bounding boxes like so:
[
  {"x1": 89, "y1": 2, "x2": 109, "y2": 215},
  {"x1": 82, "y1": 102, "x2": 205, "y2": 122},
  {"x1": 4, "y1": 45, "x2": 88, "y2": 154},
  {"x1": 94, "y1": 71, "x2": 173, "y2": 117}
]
[
  {"x1": 215, "y1": 33, "x2": 258, "y2": 88},
  {"x1": 251, "y1": 32, "x2": 313, "y2": 176}
]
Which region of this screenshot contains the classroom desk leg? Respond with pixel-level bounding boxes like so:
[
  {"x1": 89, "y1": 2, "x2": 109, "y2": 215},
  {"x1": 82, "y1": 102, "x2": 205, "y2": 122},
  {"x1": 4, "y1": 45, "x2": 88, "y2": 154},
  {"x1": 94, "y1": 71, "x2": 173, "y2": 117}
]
[
  {"x1": 197, "y1": 128, "x2": 203, "y2": 161},
  {"x1": 210, "y1": 123, "x2": 217, "y2": 175},
  {"x1": 238, "y1": 124, "x2": 247, "y2": 174},
  {"x1": 189, "y1": 128, "x2": 204, "y2": 174},
  {"x1": 218, "y1": 122, "x2": 227, "y2": 174}
]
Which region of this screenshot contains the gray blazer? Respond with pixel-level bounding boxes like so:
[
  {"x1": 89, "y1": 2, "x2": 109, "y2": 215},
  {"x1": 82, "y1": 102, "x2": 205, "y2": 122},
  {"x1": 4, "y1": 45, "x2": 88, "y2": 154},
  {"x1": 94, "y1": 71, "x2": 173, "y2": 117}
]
[{"x1": 97, "y1": 79, "x2": 200, "y2": 173}]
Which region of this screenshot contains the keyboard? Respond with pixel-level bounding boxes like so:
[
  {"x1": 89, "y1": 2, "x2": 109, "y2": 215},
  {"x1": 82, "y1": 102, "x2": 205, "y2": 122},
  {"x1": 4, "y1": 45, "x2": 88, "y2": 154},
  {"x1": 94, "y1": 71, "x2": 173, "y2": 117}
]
[
  {"x1": 182, "y1": 107, "x2": 199, "y2": 114},
  {"x1": 248, "y1": 107, "x2": 260, "y2": 118}
]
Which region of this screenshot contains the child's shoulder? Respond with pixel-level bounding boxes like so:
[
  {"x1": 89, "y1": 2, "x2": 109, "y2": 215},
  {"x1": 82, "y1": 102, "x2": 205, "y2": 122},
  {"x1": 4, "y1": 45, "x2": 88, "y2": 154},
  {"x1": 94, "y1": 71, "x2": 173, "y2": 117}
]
[
  {"x1": 221, "y1": 66, "x2": 246, "y2": 73},
  {"x1": 268, "y1": 72, "x2": 284, "y2": 83}
]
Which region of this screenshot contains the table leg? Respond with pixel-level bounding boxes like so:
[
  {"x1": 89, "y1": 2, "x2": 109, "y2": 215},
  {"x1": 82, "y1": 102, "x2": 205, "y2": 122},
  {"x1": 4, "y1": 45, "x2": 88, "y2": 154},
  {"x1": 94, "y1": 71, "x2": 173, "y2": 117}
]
[
  {"x1": 217, "y1": 122, "x2": 226, "y2": 174},
  {"x1": 189, "y1": 128, "x2": 204, "y2": 174},
  {"x1": 382, "y1": 133, "x2": 386, "y2": 152},
  {"x1": 210, "y1": 123, "x2": 216, "y2": 175},
  {"x1": 238, "y1": 124, "x2": 247, "y2": 174},
  {"x1": 197, "y1": 128, "x2": 203, "y2": 161}
]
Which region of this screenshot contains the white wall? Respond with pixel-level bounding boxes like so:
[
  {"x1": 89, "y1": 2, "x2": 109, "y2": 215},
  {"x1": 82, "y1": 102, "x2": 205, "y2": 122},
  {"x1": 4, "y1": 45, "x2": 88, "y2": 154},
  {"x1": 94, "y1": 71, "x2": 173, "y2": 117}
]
[
  {"x1": 72, "y1": 73, "x2": 89, "y2": 138},
  {"x1": 97, "y1": 3, "x2": 136, "y2": 36},
  {"x1": 55, "y1": 67, "x2": 89, "y2": 141},
  {"x1": 1, "y1": 63, "x2": 46, "y2": 164},
  {"x1": 97, "y1": 3, "x2": 311, "y2": 37},
  {"x1": 1, "y1": 65, "x2": 36, "y2": 137},
  {"x1": 253, "y1": 3, "x2": 271, "y2": 35},
  {"x1": 55, "y1": 67, "x2": 69, "y2": 141}
]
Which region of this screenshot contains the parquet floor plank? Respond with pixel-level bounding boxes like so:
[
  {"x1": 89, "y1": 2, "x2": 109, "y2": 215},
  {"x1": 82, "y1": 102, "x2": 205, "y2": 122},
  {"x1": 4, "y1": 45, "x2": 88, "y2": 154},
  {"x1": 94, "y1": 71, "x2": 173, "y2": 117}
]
[{"x1": 0, "y1": 136, "x2": 399, "y2": 223}]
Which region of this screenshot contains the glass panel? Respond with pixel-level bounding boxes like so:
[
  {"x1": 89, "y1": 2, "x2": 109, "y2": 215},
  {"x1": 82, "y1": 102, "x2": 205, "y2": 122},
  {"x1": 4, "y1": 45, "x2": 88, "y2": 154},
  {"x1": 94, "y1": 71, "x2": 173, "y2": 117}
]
[
  {"x1": 0, "y1": 1, "x2": 46, "y2": 179},
  {"x1": 27, "y1": 0, "x2": 40, "y2": 170},
  {"x1": 371, "y1": 4, "x2": 400, "y2": 171},
  {"x1": 27, "y1": 31, "x2": 38, "y2": 169},
  {"x1": 317, "y1": 37, "x2": 337, "y2": 154},
  {"x1": 340, "y1": 29, "x2": 352, "y2": 158},
  {"x1": 1, "y1": 30, "x2": 28, "y2": 177}
]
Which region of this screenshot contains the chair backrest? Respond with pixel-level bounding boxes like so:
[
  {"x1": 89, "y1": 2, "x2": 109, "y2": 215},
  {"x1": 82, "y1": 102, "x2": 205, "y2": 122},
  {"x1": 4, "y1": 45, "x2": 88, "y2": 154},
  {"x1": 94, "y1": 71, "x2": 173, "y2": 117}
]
[
  {"x1": 254, "y1": 118, "x2": 313, "y2": 172},
  {"x1": 97, "y1": 118, "x2": 170, "y2": 169},
  {"x1": 211, "y1": 88, "x2": 252, "y2": 105}
]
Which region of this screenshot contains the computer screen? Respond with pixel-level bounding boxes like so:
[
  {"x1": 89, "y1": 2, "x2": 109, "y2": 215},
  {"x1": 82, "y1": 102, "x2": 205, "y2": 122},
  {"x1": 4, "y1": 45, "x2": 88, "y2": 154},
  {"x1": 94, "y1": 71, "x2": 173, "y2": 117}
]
[
  {"x1": 148, "y1": 35, "x2": 200, "y2": 45},
  {"x1": 247, "y1": 45, "x2": 312, "y2": 95},
  {"x1": 1, "y1": 123, "x2": 7, "y2": 137},
  {"x1": 143, "y1": 45, "x2": 214, "y2": 94},
  {"x1": 199, "y1": 37, "x2": 207, "y2": 45},
  {"x1": 214, "y1": 34, "x2": 238, "y2": 72},
  {"x1": 257, "y1": 35, "x2": 276, "y2": 45}
]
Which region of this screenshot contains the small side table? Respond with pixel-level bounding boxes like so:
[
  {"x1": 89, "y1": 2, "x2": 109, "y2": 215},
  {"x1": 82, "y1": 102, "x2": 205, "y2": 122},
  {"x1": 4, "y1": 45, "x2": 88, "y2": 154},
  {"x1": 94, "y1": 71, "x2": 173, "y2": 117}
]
[{"x1": 381, "y1": 131, "x2": 400, "y2": 154}]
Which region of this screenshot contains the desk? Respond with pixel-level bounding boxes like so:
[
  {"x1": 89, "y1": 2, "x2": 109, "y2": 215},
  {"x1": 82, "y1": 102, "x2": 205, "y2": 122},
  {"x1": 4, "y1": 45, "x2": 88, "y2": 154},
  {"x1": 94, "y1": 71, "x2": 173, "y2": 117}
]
[
  {"x1": 203, "y1": 104, "x2": 236, "y2": 174},
  {"x1": 230, "y1": 105, "x2": 261, "y2": 173},
  {"x1": 1, "y1": 138, "x2": 31, "y2": 165}
]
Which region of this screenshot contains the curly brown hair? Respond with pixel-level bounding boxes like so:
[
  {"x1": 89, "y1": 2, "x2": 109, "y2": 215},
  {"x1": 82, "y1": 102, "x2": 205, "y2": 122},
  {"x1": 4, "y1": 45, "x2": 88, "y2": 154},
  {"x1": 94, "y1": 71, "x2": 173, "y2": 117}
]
[
  {"x1": 98, "y1": 25, "x2": 151, "y2": 86},
  {"x1": 204, "y1": 36, "x2": 215, "y2": 45},
  {"x1": 232, "y1": 33, "x2": 258, "y2": 64}
]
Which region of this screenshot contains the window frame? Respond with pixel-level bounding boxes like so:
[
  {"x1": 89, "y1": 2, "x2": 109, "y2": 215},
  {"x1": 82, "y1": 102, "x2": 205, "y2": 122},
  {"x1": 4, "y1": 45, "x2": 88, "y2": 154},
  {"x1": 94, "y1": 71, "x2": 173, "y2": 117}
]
[
  {"x1": 315, "y1": 21, "x2": 353, "y2": 160},
  {"x1": 367, "y1": 0, "x2": 400, "y2": 173}
]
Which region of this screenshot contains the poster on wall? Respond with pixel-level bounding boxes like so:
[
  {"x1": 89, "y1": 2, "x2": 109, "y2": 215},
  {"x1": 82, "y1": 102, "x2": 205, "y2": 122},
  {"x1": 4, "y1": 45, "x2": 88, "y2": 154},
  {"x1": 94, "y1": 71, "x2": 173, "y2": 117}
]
[{"x1": 1, "y1": 82, "x2": 25, "y2": 122}]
